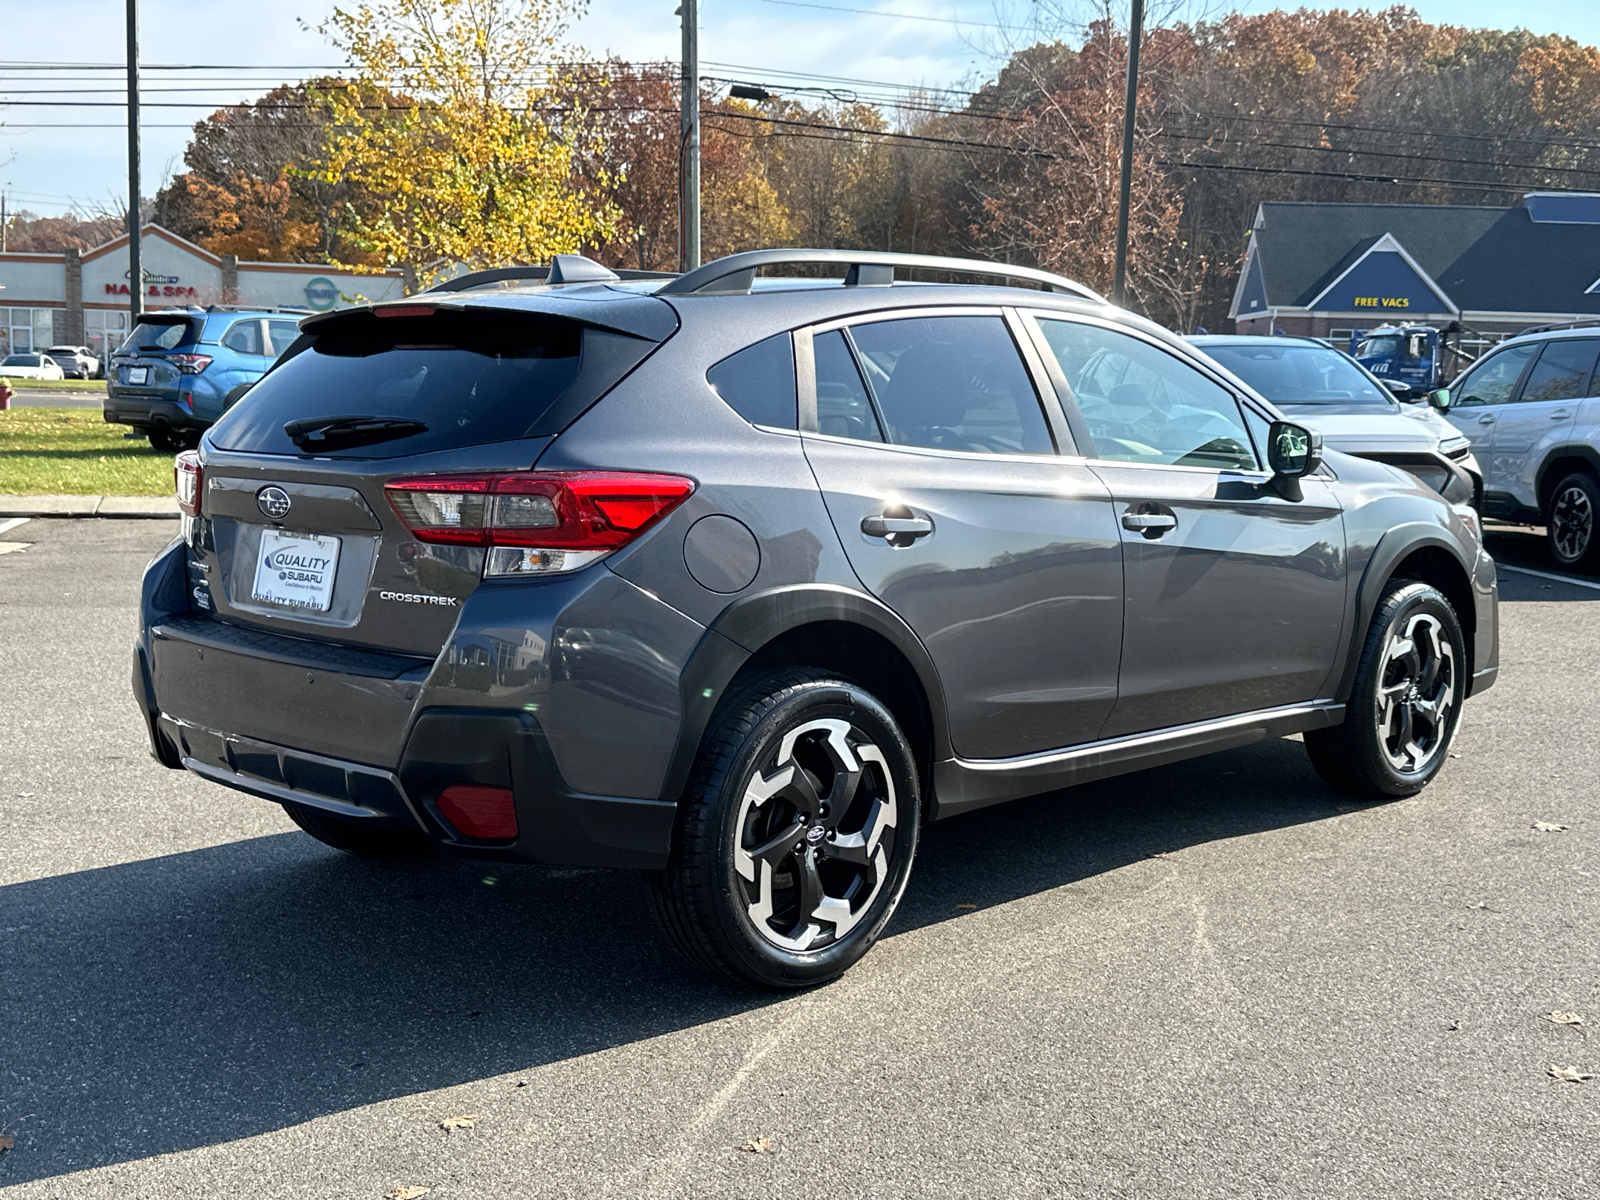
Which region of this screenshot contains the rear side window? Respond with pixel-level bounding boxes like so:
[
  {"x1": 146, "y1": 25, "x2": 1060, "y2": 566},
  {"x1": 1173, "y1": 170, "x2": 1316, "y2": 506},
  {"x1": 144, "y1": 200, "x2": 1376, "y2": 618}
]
[
  {"x1": 813, "y1": 330, "x2": 882, "y2": 441},
  {"x1": 268, "y1": 321, "x2": 301, "y2": 356},
  {"x1": 1518, "y1": 339, "x2": 1599, "y2": 403},
  {"x1": 221, "y1": 320, "x2": 264, "y2": 356},
  {"x1": 122, "y1": 319, "x2": 198, "y2": 353},
  {"x1": 848, "y1": 315, "x2": 1054, "y2": 455},
  {"x1": 208, "y1": 309, "x2": 658, "y2": 458},
  {"x1": 706, "y1": 333, "x2": 796, "y2": 428}
]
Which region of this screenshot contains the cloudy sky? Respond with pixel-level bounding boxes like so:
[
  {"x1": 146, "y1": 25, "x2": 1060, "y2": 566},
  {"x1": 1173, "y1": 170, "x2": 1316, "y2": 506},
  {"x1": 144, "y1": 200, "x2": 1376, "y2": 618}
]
[{"x1": 2, "y1": 0, "x2": 1598, "y2": 222}]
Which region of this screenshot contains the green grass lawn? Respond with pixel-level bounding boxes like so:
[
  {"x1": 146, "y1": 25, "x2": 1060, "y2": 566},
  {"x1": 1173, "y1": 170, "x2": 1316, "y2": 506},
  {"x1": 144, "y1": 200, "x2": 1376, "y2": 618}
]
[
  {"x1": 0, "y1": 407, "x2": 175, "y2": 495},
  {"x1": 1, "y1": 377, "x2": 108, "y2": 392}
]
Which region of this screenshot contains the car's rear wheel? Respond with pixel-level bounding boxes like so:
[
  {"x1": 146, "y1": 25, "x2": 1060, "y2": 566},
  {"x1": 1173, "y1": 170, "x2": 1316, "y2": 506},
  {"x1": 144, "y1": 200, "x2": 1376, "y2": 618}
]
[
  {"x1": 282, "y1": 802, "x2": 437, "y2": 861},
  {"x1": 1546, "y1": 471, "x2": 1600, "y2": 572},
  {"x1": 645, "y1": 671, "x2": 922, "y2": 989},
  {"x1": 147, "y1": 428, "x2": 190, "y2": 453},
  {"x1": 1305, "y1": 580, "x2": 1465, "y2": 798}
]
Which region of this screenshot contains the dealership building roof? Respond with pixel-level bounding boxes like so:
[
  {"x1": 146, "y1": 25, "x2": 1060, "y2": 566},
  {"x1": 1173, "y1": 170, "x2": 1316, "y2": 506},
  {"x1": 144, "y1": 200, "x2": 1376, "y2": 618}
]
[
  {"x1": 1230, "y1": 193, "x2": 1600, "y2": 336},
  {"x1": 0, "y1": 224, "x2": 406, "y2": 358}
]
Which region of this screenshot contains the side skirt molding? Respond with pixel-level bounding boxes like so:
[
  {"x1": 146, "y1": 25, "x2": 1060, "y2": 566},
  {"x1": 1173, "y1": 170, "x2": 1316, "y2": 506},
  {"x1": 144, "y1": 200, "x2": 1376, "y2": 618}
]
[{"x1": 932, "y1": 700, "x2": 1346, "y2": 819}]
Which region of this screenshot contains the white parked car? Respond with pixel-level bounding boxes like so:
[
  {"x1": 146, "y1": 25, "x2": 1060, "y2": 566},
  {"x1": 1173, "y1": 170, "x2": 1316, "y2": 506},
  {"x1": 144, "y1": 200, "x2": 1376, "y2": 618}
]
[
  {"x1": 0, "y1": 352, "x2": 66, "y2": 381},
  {"x1": 44, "y1": 344, "x2": 100, "y2": 379}
]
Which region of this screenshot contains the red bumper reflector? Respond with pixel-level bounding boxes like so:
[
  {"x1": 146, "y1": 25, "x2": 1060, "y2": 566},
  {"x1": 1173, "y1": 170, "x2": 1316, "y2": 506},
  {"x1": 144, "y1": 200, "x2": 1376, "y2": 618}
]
[{"x1": 436, "y1": 785, "x2": 518, "y2": 840}]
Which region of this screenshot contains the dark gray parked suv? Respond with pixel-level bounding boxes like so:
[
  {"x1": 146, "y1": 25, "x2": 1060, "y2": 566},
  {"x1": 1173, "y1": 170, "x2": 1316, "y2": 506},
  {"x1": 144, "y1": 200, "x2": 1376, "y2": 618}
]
[{"x1": 135, "y1": 249, "x2": 1499, "y2": 988}]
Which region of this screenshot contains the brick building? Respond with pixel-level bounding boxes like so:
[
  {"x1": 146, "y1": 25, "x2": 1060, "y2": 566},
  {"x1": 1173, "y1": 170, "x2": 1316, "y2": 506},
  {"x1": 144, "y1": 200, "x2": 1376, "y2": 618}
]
[
  {"x1": 1230, "y1": 192, "x2": 1600, "y2": 356},
  {"x1": 0, "y1": 224, "x2": 408, "y2": 363}
]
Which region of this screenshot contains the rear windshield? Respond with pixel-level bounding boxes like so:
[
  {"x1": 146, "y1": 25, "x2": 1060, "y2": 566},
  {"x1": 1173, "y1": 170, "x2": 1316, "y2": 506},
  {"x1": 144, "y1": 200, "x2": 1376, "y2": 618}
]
[
  {"x1": 207, "y1": 309, "x2": 659, "y2": 458},
  {"x1": 121, "y1": 318, "x2": 200, "y2": 353}
]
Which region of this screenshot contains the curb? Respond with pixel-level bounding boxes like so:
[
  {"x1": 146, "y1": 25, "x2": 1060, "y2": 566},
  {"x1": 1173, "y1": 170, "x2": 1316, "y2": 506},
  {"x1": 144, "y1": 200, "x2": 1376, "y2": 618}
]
[{"x1": 0, "y1": 495, "x2": 179, "y2": 518}]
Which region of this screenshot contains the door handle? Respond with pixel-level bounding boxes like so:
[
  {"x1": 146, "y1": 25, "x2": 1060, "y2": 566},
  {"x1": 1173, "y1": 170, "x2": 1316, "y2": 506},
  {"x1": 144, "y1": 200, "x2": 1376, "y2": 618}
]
[
  {"x1": 1552, "y1": 410, "x2": 1571, "y2": 420},
  {"x1": 1478, "y1": 415, "x2": 1495, "y2": 425},
  {"x1": 1122, "y1": 512, "x2": 1177, "y2": 533},
  {"x1": 861, "y1": 512, "x2": 934, "y2": 541}
]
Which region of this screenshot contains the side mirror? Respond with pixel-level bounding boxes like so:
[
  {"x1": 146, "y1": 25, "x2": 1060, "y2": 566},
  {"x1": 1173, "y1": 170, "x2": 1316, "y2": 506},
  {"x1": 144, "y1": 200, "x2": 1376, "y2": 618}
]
[
  {"x1": 1426, "y1": 388, "x2": 1452, "y2": 412},
  {"x1": 1267, "y1": 420, "x2": 1321, "y2": 499}
]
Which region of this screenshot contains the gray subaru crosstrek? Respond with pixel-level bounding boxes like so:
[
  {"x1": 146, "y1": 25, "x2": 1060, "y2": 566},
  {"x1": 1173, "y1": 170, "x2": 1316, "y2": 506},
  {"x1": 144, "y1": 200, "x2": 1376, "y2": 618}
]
[{"x1": 135, "y1": 249, "x2": 1499, "y2": 988}]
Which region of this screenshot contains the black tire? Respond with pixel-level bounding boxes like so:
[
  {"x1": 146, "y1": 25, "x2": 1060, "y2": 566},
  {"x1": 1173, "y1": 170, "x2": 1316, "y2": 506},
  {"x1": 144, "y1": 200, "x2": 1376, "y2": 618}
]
[
  {"x1": 1545, "y1": 471, "x2": 1600, "y2": 572},
  {"x1": 147, "y1": 428, "x2": 186, "y2": 453},
  {"x1": 282, "y1": 802, "x2": 437, "y2": 861},
  {"x1": 1305, "y1": 581, "x2": 1466, "y2": 798},
  {"x1": 645, "y1": 670, "x2": 922, "y2": 990}
]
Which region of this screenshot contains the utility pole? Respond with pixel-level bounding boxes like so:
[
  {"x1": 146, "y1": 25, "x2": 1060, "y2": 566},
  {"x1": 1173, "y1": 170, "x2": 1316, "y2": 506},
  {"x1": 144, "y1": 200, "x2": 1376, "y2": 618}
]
[
  {"x1": 126, "y1": 0, "x2": 142, "y2": 327},
  {"x1": 678, "y1": 0, "x2": 700, "y2": 271},
  {"x1": 1111, "y1": 0, "x2": 1144, "y2": 309}
]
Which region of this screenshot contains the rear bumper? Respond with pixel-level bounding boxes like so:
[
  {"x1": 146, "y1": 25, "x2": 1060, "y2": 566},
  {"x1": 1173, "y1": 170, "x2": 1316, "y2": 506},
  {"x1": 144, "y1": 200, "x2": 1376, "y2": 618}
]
[
  {"x1": 134, "y1": 538, "x2": 698, "y2": 869},
  {"x1": 104, "y1": 393, "x2": 208, "y2": 431}
]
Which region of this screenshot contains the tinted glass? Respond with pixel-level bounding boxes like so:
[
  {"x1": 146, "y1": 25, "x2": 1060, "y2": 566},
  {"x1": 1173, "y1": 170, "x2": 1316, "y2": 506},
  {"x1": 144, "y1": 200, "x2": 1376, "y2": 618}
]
[
  {"x1": 1518, "y1": 339, "x2": 1599, "y2": 403},
  {"x1": 268, "y1": 321, "x2": 301, "y2": 356},
  {"x1": 706, "y1": 333, "x2": 797, "y2": 428},
  {"x1": 813, "y1": 329, "x2": 882, "y2": 442},
  {"x1": 122, "y1": 319, "x2": 199, "y2": 352},
  {"x1": 222, "y1": 319, "x2": 263, "y2": 356},
  {"x1": 1201, "y1": 343, "x2": 1392, "y2": 407},
  {"x1": 847, "y1": 315, "x2": 1054, "y2": 455},
  {"x1": 1038, "y1": 319, "x2": 1258, "y2": 470},
  {"x1": 209, "y1": 311, "x2": 656, "y2": 458},
  {"x1": 1355, "y1": 334, "x2": 1403, "y2": 359},
  {"x1": 3, "y1": 354, "x2": 38, "y2": 366},
  {"x1": 1450, "y1": 343, "x2": 1536, "y2": 407}
]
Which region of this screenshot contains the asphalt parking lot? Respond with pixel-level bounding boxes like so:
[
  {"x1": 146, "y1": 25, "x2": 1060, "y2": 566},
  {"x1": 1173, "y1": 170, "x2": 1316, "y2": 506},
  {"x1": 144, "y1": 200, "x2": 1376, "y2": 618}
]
[{"x1": 1, "y1": 518, "x2": 1596, "y2": 1200}]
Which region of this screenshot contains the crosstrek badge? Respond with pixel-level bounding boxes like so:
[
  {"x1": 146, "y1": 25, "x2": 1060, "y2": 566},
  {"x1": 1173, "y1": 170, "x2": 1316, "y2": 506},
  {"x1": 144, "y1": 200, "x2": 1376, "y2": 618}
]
[{"x1": 251, "y1": 529, "x2": 342, "y2": 612}]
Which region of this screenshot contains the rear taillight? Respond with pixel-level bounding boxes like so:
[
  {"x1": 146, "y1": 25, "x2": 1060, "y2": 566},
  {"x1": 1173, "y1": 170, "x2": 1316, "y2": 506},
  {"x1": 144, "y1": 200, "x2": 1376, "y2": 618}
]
[
  {"x1": 174, "y1": 450, "x2": 202, "y2": 517},
  {"x1": 168, "y1": 353, "x2": 212, "y2": 375},
  {"x1": 385, "y1": 471, "x2": 696, "y2": 577}
]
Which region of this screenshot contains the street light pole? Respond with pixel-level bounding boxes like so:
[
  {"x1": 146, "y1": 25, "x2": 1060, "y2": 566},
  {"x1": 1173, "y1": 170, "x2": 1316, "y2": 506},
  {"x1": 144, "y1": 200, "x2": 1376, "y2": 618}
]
[
  {"x1": 126, "y1": 0, "x2": 142, "y2": 328},
  {"x1": 679, "y1": 0, "x2": 701, "y2": 271},
  {"x1": 1111, "y1": 0, "x2": 1144, "y2": 309}
]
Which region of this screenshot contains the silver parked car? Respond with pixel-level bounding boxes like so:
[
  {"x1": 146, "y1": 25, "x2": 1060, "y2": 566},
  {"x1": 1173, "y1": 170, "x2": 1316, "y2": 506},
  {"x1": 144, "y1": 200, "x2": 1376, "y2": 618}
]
[
  {"x1": 1439, "y1": 326, "x2": 1600, "y2": 569},
  {"x1": 44, "y1": 345, "x2": 100, "y2": 379},
  {"x1": 1190, "y1": 335, "x2": 1481, "y2": 510}
]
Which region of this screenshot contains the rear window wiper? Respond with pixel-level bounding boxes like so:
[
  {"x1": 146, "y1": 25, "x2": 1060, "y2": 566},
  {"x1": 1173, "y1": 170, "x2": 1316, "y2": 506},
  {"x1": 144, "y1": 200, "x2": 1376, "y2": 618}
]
[{"x1": 284, "y1": 415, "x2": 429, "y2": 450}]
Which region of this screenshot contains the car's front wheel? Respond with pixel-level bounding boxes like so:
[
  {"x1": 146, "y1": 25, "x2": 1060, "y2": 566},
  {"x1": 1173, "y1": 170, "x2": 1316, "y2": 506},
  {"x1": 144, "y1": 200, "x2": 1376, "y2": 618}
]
[
  {"x1": 1546, "y1": 471, "x2": 1600, "y2": 572},
  {"x1": 646, "y1": 671, "x2": 922, "y2": 989},
  {"x1": 282, "y1": 802, "x2": 437, "y2": 861},
  {"x1": 1305, "y1": 580, "x2": 1466, "y2": 798}
]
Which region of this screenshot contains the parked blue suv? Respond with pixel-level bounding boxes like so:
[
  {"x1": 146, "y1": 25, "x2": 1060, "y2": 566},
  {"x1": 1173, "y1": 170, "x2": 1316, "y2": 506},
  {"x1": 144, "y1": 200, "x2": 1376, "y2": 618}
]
[{"x1": 104, "y1": 308, "x2": 306, "y2": 450}]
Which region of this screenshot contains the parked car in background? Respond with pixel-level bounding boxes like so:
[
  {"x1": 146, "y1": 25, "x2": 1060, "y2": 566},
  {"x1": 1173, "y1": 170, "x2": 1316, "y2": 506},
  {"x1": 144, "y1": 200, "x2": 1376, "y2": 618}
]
[
  {"x1": 134, "y1": 249, "x2": 1497, "y2": 990},
  {"x1": 1189, "y1": 335, "x2": 1481, "y2": 509},
  {"x1": 44, "y1": 344, "x2": 100, "y2": 379},
  {"x1": 103, "y1": 307, "x2": 307, "y2": 451},
  {"x1": 0, "y1": 351, "x2": 66, "y2": 381},
  {"x1": 1440, "y1": 325, "x2": 1600, "y2": 569}
]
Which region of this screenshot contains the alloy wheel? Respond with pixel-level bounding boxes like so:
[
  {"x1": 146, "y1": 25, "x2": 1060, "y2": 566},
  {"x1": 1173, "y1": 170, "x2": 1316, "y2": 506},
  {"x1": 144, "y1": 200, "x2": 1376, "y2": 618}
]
[
  {"x1": 1550, "y1": 483, "x2": 1594, "y2": 564},
  {"x1": 1374, "y1": 611, "x2": 1456, "y2": 775},
  {"x1": 733, "y1": 718, "x2": 898, "y2": 952}
]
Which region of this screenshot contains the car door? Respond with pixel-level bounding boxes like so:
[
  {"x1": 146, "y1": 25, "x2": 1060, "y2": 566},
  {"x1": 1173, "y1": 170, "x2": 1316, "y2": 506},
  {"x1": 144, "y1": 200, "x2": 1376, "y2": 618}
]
[
  {"x1": 1445, "y1": 341, "x2": 1539, "y2": 475},
  {"x1": 1027, "y1": 313, "x2": 1348, "y2": 738},
  {"x1": 799, "y1": 309, "x2": 1125, "y2": 760},
  {"x1": 1487, "y1": 338, "x2": 1597, "y2": 510}
]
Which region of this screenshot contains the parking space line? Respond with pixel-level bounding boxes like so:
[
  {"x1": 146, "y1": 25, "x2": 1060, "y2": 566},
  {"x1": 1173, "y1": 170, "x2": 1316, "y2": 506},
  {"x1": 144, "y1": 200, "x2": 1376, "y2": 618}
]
[
  {"x1": 1497, "y1": 563, "x2": 1600, "y2": 592},
  {"x1": 0, "y1": 517, "x2": 30, "y2": 537}
]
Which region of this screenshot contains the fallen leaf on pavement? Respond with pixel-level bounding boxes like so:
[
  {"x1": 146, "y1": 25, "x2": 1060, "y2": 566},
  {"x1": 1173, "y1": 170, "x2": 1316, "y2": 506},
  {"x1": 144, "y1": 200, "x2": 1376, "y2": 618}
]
[
  {"x1": 384, "y1": 1188, "x2": 430, "y2": 1200},
  {"x1": 0, "y1": 1135, "x2": 13, "y2": 1153},
  {"x1": 1533, "y1": 821, "x2": 1569, "y2": 832},
  {"x1": 440, "y1": 1114, "x2": 478, "y2": 1131},
  {"x1": 1465, "y1": 901, "x2": 1497, "y2": 911},
  {"x1": 1548, "y1": 1065, "x2": 1593, "y2": 1083},
  {"x1": 955, "y1": 903, "x2": 977, "y2": 909},
  {"x1": 1544, "y1": 1011, "x2": 1584, "y2": 1026},
  {"x1": 739, "y1": 1137, "x2": 773, "y2": 1154}
]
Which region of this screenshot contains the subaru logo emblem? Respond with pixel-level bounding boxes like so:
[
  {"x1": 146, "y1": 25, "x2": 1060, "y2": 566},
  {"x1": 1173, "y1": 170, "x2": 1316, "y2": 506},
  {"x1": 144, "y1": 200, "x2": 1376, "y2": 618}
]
[
  {"x1": 257, "y1": 486, "x2": 292, "y2": 520},
  {"x1": 805, "y1": 824, "x2": 827, "y2": 844}
]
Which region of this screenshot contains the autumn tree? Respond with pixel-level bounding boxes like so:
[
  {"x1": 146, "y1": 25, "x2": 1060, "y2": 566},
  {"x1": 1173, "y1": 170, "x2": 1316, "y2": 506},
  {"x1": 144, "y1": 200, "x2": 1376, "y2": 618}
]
[{"x1": 311, "y1": 0, "x2": 617, "y2": 280}]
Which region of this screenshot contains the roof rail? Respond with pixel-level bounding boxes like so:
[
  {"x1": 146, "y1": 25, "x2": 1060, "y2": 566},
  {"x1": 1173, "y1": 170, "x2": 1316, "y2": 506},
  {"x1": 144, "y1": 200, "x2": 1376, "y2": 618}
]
[
  {"x1": 1519, "y1": 317, "x2": 1600, "y2": 335},
  {"x1": 202, "y1": 303, "x2": 313, "y2": 315},
  {"x1": 427, "y1": 255, "x2": 678, "y2": 293},
  {"x1": 655, "y1": 248, "x2": 1105, "y2": 302}
]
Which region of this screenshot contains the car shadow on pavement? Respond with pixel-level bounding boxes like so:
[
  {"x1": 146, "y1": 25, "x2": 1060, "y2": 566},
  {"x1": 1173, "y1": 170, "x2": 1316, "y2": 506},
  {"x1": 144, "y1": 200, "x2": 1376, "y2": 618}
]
[{"x1": 0, "y1": 737, "x2": 1346, "y2": 1184}]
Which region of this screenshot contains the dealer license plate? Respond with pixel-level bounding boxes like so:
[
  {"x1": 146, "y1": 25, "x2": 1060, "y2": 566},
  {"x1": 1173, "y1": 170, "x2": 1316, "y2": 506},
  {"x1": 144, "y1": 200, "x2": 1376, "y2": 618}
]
[
  {"x1": 126, "y1": 366, "x2": 148, "y2": 385},
  {"x1": 252, "y1": 529, "x2": 341, "y2": 612}
]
